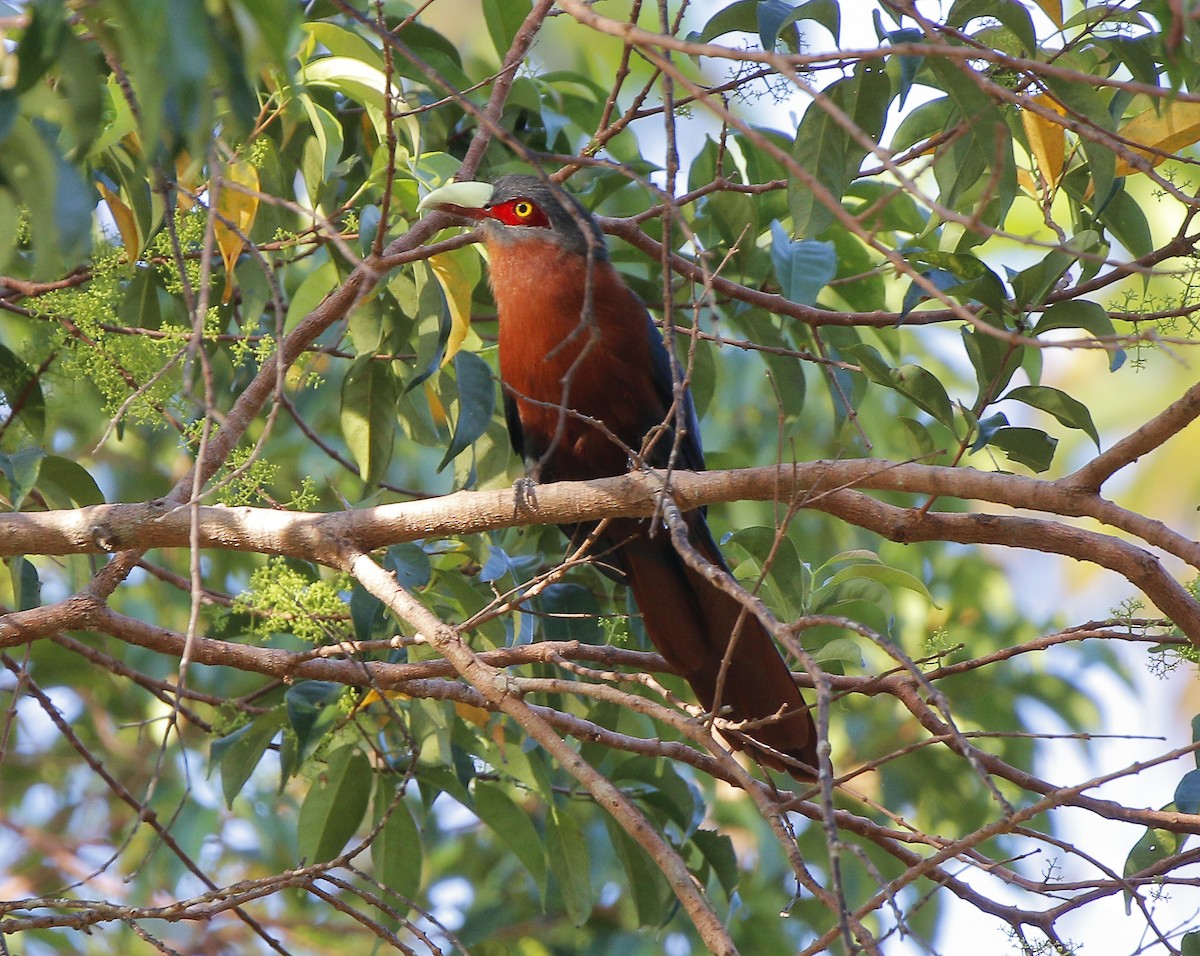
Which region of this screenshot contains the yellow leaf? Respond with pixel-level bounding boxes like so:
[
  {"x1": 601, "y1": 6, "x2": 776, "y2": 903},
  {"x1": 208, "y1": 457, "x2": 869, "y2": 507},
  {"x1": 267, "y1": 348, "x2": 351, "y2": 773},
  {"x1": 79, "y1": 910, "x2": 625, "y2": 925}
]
[
  {"x1": 1114, "y1": 100, "x2": 1200, "y2": 176},
  {"x1": 1031, "y1": 0, "x2": 1063, "y2": 28},
  {"x1": 175, "y1": 151, "x2": 200, "y2": 210},
  {"x1": 424, "y1": 380, "x2": 448, "y2": 427},
  {"x1": 453, "y1": 700, "x2": 492, "y2": 729},
  {"x1": 215, "y1": 160, "x2": 260, "y2": 304},
  {"x1": 1021, "y1": 93, "x2": 1066, "y2": 188},
  {"x1": 97, "y1": 180, "x2": 140, "y2": 255},
  {"x1": 357, "y1": 689, "x2": 492, "y2": 728},
  {"x1": 427, "y1": 245, "x2": 482, "y2": 365}
]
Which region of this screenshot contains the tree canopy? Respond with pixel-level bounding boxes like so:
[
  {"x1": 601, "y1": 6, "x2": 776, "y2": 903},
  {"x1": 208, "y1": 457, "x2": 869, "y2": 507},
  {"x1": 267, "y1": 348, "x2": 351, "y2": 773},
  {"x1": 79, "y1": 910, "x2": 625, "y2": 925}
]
[{"x1": 1, "y1": 0, "x2": 1200, "y2": 953}]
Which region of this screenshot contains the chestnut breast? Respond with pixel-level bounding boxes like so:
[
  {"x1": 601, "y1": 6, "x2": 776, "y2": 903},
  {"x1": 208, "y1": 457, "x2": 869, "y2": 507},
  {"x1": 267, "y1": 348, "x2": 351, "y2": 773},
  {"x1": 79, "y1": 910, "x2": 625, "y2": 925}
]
[{"x1": 486, "y1": 237, "x2": 663, "y2": 480}]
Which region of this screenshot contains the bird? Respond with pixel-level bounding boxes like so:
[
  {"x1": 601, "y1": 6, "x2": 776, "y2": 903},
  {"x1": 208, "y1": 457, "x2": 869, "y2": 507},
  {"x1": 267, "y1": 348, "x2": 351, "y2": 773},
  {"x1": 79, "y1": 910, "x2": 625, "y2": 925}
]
[{"x1": 418, "y1": 173, "x2": 818, "y2": 780}]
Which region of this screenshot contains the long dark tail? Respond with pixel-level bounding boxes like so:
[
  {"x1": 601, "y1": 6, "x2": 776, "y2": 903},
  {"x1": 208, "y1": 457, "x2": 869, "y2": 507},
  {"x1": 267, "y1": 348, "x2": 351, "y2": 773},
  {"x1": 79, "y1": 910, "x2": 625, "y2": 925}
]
[{"x1": 605, "y1": 515, "x2": 819, "y2": 780}]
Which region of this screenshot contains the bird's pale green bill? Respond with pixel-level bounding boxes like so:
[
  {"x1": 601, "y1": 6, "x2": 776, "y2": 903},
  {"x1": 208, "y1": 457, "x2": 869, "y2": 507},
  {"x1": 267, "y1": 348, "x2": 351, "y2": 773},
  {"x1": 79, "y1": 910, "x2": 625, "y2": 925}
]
[{"x1": 417, "y1": 180, "x2": 495, "y2": 216}]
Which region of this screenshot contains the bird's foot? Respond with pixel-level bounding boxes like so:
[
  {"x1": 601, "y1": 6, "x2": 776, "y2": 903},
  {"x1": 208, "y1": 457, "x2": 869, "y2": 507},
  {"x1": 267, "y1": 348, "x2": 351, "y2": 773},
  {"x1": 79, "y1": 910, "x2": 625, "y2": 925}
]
[{"x1": 512, "y1": 473, "x2": 538, "y2": 512}]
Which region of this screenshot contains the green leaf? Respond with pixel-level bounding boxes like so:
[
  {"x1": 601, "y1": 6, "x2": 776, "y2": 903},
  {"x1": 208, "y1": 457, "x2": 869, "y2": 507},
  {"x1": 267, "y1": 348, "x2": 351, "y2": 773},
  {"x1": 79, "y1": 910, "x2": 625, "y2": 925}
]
[
  {"x1": 14, "y1": 0, "x2": 67, "y2": 94},
  {"x1": 0, "y1": 448, "x2": 45, "y2": 510},
  {"x1": 371, "y1": 777, "x2": 423, "y2": 902},
  {"x1": 611, "y1": 756, "x2": 704, "y2": 836},
  {"x1": 1045, "y1": 69, "x2": 1115, "y2": 204},
  {"x1": 473, "y1": 781, "x2": 547, "y2": 900},
  {"x1": 538, "y1": 583, "x2": 602, "y2": 643},
  {"x1": 350, "y1": 580, "x2": 387, "y2": 643},
  {"x1": 211, "y1": 710, "x2": 286, "y2": 809},
  {"x1": 962, "y1": 324, "x2": 1022, "y2": 405},
  {"x1": 282, "y1": 681, "x2": 342, "y2": 781},
  {"x1": 297, "y1": 745, "x2": 372, "y2": 864},
  {"x1": 0, "y1": 344, "x2": 46, "y2": 443},
  {"x1": 8, "y1": 556, "x2": 40, "y2": 611},
  {"x1": 898, "y1": 416, "x2": 938, "y2": 457},
  {"x1": 948, "y1": 0, "x2": 1036, "y2": 55},
  {"x1": 769, "y1": 221, "x2": 836, "y2": 306},
  {"x1": 37, "y1": 456, "x2": 105, "y2": 507},
  {"x1": 341, "y1": 354, "x2": 399, "y2": 490},
  {"x1": 546, "y1": 803, "x2": 592, "y2": 926},
  {"x1": 300, "y1": 21, "x2": 383, "y2": 66},
  {"x1": 1184, "y1": 931, "x2": 1200, "y2": 956},
  {"x1": 845, "y1": 343, "x2": 956, "y2": 429},
  {"x1": 926, "y1": 58, "x2": 1015, "y2": 221},
  {"x1": 1002, "y1": 384, "x2": 1100, "y2": 448},
  {"x1": 603, "y1": 814, "x2": 671, "y2": 927},
  {"x1": 1174, "y1": 768, "x2": 1200, "y2": 815},
  {"x1": 688, "y1": 0, "x2": 757, "y2": 44},
  {"x1": 438, "y1": 350, "x2": 496, "y2": 472},
  {"x1": 285, "y1": 258, "x2": 339, "y2": 332},
  {"x1": 822, "y1": 560, "x2": 939, "y2": 606},
  {"x1": 1032, "y1": 299, "x2": 1125, "y2": 372},
  {"x1": 789, "y1": 61, "x2": 892, "y2": 238},
  {"x1": 692, "y1": 829, "x2": 740, "y2": 899},
  {"x1": 384, "y1": 543, "x2": 433, "y2": 591},
  {"x1": 758, "y1": 0, "x2": 800, "y2": 52},
  {"x1": 812, "y1": 636, "x2": 865, "y2": 668},
  {"x1": 1011, "y1": 232, "x2": 1101, "y2": 310},
  {"x1": 986, "y1": 426, "x2": 1058, "y2": 473},
  {"x1": 484, "y1": 0, "x2": 532, "y2": 59}
]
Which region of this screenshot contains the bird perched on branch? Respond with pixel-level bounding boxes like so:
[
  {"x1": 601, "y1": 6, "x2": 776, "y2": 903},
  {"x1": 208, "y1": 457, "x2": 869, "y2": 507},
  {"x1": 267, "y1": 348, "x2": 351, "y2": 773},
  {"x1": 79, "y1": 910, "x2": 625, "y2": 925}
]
[{"x1": 419, "y1": 173, "x2": 818, "y2": 780}]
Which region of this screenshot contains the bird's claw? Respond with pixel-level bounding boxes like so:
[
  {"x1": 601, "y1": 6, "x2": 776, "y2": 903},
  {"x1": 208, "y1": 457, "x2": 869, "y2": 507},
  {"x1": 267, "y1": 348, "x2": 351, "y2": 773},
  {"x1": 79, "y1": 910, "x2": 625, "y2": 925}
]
[{"x1": 512, "y1": 474, "x2": 538, "y2": 511}]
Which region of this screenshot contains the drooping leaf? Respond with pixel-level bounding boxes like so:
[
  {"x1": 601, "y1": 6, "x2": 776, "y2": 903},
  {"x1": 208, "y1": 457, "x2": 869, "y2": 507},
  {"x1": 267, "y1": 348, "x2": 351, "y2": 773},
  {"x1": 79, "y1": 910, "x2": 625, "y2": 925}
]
[
  {"x1": 215, "y1": 159, "x2": 259, "y2": 303},
  {"x1": 1002, "y1": 384, "x2": 1100, "y2": 447},
  {"x1": 769, "y1": 221, "x2": 836, "y2": 306},
  {"x1": 1114, "y1": 99, "x2": 1200, "y2": 175},
  {"x1": 37, "y1": 456, "x2": 105, "y2": 508},
  {"x1": 384, "y1": 543, "x2": 433, "y2": 591},
  {"x1": 603, "y1": 814, "x2": 671, "y2": 927},
  {"x1": 437, "y1": 349, "x2": 496, "y2": 472},
  {"x1": 341, "y1": 354, "x2": 399, "y2": 490},
  {"x1": 0, "y1": 344, "x2": 46, "y2": 443},
  {"x1": 789, "y1": 61, "x2": 892, "y2": 238},
  {"x1": 0, "y1": 448, "x2": 45, "y2": 510},
  {"x1": 427, "y1": 245, "x2": 482, "y2": 366},
  {"x1": 846, "y1": 343, "x2": 956, "y2": 429},
  {"x1": 371, "y1": 777, "x2": 423, "y2": 903},
  {"x1": 473, "y1": 781, "x2": 547, "y2": 900},
  {"x1": 211, "y1": 710, "x2": 287, "y2": 809},
  {"x1": 297, "y1": 745, "x2": 372, "y2": 864},
  {"x1": 984, "y1": 425, "x2": 1058, "y2": 473},
  {"x1": 546, "y1": 803, "x2": 592, "y2": 927},
  {"x1": 1021, "y1": 93, "x2": 1067, "y2": 188},
  {"x1": 1032, "y1": 299, "x2": 1125, "y2": 372}
]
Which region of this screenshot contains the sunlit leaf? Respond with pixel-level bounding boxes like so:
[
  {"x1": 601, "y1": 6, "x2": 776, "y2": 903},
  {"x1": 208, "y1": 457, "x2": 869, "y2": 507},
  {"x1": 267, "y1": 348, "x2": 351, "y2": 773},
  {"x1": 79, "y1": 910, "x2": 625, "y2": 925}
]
[
  {"x1": 215, "y1": 159, "x2": 259, "y2": 304},
  {"x1": 1021, "y1": 93, "x2": 1067, "y2": 187},
  {"x1": 1114, "y1": 99, "x2": 1200, "y2": 175},
  {"x1": 428, "y1": 246, "x2": 482, "y2": 366}
]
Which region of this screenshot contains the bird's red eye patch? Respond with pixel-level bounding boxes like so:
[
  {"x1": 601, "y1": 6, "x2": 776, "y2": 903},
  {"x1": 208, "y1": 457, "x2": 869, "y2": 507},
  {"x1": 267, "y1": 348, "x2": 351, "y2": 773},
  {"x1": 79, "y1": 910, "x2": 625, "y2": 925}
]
[{"x1": 489, "y1": 198, "x2": 550, "y2": 228}]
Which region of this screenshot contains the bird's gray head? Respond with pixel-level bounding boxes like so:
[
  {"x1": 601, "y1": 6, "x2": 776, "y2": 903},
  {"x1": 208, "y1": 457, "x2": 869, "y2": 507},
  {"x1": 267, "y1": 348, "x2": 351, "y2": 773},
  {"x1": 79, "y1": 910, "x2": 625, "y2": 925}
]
[{"x1": 419, "y1": 173, "x2": 607, "y2": 259}]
